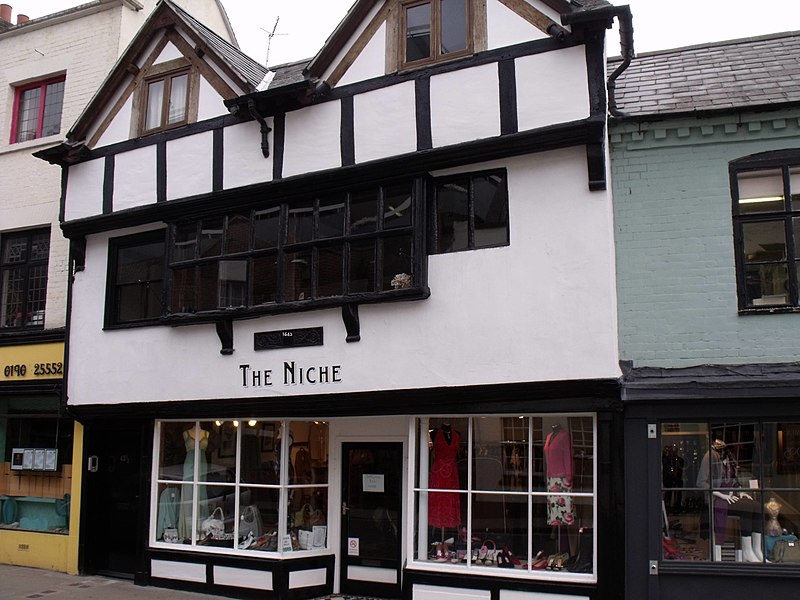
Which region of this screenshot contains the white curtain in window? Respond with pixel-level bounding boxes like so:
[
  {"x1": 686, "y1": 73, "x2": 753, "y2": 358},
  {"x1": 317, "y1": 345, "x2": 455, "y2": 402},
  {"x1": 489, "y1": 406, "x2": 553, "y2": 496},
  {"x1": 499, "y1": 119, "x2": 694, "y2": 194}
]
[
  {"x1": 168, "y1": 74, "x2": 188, "y2": 124},
  {"x1": 145, "y1": 80, "x2": 164, "y2": 130}
]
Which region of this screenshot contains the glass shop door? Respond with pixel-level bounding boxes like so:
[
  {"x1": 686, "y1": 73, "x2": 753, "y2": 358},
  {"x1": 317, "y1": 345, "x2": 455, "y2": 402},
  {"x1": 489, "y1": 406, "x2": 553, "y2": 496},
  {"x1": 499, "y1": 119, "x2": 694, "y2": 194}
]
[{"x1": 340, "y1": 442, "x2": 403, "y2": 598}]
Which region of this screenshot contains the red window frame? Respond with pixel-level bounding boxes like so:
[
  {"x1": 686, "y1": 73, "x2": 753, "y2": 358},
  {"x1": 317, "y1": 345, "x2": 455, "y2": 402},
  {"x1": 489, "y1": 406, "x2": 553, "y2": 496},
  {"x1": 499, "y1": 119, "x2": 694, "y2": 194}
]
[{"x1": 10, "y1": 75, "x2": 66, "y2": 144}]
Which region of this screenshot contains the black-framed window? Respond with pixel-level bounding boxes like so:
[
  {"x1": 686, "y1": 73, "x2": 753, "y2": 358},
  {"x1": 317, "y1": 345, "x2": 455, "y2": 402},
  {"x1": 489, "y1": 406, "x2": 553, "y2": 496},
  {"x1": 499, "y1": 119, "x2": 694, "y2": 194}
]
[
  {"x1": 660, "y1": 420, "x2": 800, "y2": 564},
  {"x1": 166, "y1": 179, "x2": 426, "y2": 318},
  {"x1": 106, "y1": 230, "x2": 166, "y2": 326},
  {"x1": 1, "y1": 229, "x2": 49, "y2": 329},
  {"x1": 401, "y1": 0, "x2": 472, "y2": 68},
  {"x1": 430, "y1": 169, "x2": 509, "y2": 254},
  {"x1": 731, "y1": 153, "x2": 800, "y2": 311}
]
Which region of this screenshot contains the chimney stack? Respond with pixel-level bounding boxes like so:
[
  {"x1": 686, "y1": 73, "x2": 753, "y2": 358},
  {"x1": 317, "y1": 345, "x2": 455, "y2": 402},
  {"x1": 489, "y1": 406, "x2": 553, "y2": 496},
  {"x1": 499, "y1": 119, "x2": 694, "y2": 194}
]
[
  {"x1": 0, "y1": 4, "x2": 12, "y2": 23},
  {"x1": 16, "y1": 13, "x2": 27, "y2": 24}
]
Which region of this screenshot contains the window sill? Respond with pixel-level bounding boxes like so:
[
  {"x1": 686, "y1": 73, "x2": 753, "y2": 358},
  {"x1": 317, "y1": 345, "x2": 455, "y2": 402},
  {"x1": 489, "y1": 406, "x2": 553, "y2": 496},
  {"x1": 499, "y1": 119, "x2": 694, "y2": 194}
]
[
  {"x1": 0, "y1": 133, "x2": 63, "y2": 156},
  {"x1": 151, "y1": 541, "x2": 331, "y2": 558},
  {"x1": 738, "y1": 306, "x2": 800, "y2": 315},
  {"x1": 406, "y1": 559, "x2": 596, "y2": 583},
  {"x1": 659, "y1": 560, "x2": 800, "y2": 577}
]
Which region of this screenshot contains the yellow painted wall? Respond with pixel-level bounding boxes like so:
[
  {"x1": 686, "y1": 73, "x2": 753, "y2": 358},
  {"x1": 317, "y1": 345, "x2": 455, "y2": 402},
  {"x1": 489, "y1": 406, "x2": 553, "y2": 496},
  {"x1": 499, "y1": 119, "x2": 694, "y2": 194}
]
[{"x1": 0, "y1": 421, "x2": 82, "y2": 573}]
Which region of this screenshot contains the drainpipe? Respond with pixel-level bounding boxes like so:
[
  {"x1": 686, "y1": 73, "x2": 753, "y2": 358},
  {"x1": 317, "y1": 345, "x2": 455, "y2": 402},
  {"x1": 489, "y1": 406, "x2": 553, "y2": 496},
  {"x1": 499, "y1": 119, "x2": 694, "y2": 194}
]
[
  {"x1": 607, "y1": 6, "x2": 635, "y2": 118},
  {"x1": 247, "y1": 99, "x2": 271, "y2": 158}
]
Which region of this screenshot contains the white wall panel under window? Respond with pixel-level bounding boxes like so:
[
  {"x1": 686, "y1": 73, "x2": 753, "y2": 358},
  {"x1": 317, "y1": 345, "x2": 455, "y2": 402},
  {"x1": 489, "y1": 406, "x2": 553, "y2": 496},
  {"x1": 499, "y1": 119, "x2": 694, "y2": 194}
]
[
  {"x1": 224, "y1": 120, "x2": 274, "y2": 189},
  {"x1": 113, "y1": 145, "x2": 157, "y2": 210},
  {"x1": 430, "y1": 64, "x2": 501, "y2": 147},
  {"x1": 166, "y1": 130, "x2": 213, "y2": 200},
  {"x1": 354, "y1": 81, "x2": 417, "y2": 163},
  {"x1": 64, "y1": 158, "x2": 105, "y2": 221},
  {"x1": 283, "y1": 101, "x2": 342, "y2": 177}
]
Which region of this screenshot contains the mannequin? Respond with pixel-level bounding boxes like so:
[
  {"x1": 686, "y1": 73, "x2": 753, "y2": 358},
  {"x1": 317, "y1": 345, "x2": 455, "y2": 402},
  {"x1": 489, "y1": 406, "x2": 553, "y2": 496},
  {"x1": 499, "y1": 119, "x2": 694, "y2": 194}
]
[
  {"x1": 179, "y1": 427, "x2": 209, "y2": 539},
  {"x1": 544, "y1": 423, "x2": 575, "y2": 527},
  {"x1": 697, "y1": 439, "x2": 763, "y2": 562}
]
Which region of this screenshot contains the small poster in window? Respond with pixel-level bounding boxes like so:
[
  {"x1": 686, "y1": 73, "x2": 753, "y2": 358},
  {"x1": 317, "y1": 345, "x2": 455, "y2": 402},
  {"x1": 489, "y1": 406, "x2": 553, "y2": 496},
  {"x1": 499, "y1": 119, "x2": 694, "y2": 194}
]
[
  {"x1": 312, "y1": 525, "x2": 327, "y2": 549},
  {"x1": 22, "y1": 449, "x2": 34, "y2": 470},
  {"x1": 45, "y1": 449, "x2": 58, "y2": 471},
  {"x1": 362, "y1": 474, "x2": 385, "y2": 493},
  {"x1": 33, "y1": 449, "x2": 45, "y2": 470},
  {"x1": 281, "y1": 534, "x2": 294, "y2": 552},
  {"x1": 348, "y1": 537, "x2": 360, "y2": 556}
]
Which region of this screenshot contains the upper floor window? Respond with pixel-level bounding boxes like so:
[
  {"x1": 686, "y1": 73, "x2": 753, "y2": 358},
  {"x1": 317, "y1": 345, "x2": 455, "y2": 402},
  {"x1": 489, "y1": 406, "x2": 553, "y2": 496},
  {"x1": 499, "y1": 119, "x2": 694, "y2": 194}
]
[
  {"x1": 11, "y1": 77, "x2": 65, "y2": 143},
  {"x1": 731, "y1": 155, "x2": 800, "y2": 310},
  {"x1": 401, "y1": 0, "x2": 472, "y2": 68},
  {"x1": 106, "y1": 231, "x2": 166, "y2": 327},
  {"x1": 1, "y1": 229, "x2": 49, "y2": 328},
  {"x1": 166, "y1": 179, "x2": 426, "y2": 319},
  {"x1": 430, "y1": 169, "x2": 509, "y2": 254},
  {"x1": 139, "y1": 64, "x2": 193, "y2": 135}
]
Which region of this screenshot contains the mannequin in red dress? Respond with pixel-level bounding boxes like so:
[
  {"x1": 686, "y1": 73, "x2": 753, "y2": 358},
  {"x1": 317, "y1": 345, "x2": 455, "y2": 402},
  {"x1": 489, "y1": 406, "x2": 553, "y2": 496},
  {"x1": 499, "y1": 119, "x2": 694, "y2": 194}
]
[{"x1": 429, "y1": 424, "x2": 462, "y2": 529}]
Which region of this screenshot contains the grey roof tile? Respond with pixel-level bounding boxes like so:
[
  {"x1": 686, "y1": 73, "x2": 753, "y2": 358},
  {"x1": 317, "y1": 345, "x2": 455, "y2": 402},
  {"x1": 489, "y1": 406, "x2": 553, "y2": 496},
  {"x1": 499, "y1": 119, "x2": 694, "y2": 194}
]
[{"x1": 610, "y1": 31, "x2": 800, "y2": 117}]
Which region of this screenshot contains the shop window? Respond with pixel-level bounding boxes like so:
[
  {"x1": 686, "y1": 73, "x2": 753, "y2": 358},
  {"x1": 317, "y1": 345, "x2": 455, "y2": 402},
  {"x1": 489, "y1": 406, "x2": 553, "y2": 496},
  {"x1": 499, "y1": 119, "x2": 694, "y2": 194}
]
[
  {"x1": 731, "y1": 155, "x2": 800, "y2": 310},
  {"x1": 166, "y1": 180, "x2": 425, "y2": 319},
  {"x1": 401, "y1": 0, "x2": 472, "y2": 68},
  {"x1": 430, "y1": 170, "x2": 509, "y2": 254},
  {"x1": 414, "y1": 415, "x2": 595, "y2": 578},
  {"x1": 10, "y1": 76, "x2": 65, "y2": 143},
  {"x1": 139, "y1": 67, "x2": 193, "y2": 135},
  {"x1": 0, "y1": 397, "x2": 74, "y2": 534},
  {"x1": 1, "y1": 229, "x2": 49, "y2": 329},
  {"x1": 660, "y1": 421, "x2": 800, "y2": 564},
  {"x1": 106, "y1": 231, "x2": 166, "y2": 326},
  {"x1": 152, "y1": 419, "x2": 329, "y2": 554}
]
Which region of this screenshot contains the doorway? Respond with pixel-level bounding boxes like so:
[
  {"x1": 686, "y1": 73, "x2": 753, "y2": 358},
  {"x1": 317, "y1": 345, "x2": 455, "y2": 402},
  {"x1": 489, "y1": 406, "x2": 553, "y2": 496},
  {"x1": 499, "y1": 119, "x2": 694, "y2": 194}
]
[
  {"x1": 340, "y1": 442, "x2": 403, "y2": 598},
  {"x1": 81, "y1": 420, "x2": 148, "y2": 579}
]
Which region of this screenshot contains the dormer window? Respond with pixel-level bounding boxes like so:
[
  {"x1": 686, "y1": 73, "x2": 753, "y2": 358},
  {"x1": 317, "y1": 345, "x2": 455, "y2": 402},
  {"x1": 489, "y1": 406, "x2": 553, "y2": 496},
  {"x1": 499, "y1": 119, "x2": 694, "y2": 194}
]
[{"x1": 401, "y1": 0, "x2": 471, "y2": 68}]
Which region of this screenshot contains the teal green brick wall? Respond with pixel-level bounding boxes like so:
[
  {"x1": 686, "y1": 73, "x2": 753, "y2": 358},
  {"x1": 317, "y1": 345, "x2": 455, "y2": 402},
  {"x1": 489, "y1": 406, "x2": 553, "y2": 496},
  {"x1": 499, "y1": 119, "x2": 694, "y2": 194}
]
[{"x1": 611, "y1": 110, "x2": 800, "y2": 367}]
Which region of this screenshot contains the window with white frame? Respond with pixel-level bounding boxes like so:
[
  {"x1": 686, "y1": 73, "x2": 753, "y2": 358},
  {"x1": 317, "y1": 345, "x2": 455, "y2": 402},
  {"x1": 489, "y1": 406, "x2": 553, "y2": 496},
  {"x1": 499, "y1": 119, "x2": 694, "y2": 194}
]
[
  {"x1": 413, "y1": 415, "x2": 595, "y2": 577},
  {"x1": 153, "y1": 419, "x2": 329, "y2": 554}
]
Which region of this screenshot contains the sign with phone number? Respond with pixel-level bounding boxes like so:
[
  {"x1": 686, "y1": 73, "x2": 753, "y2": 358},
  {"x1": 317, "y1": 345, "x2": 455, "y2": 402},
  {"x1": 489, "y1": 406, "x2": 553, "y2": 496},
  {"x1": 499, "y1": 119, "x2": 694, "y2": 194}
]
[{"x1": 0, "y1": 342, "x2": 65, "y2": 382}]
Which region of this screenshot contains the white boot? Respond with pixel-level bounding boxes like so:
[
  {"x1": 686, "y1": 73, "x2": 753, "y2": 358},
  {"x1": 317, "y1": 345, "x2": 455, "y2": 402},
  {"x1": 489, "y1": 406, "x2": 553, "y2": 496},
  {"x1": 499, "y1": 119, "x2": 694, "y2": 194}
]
[
  {"x1": 751, "y1": 532, "x2": 764, "y2": 561},
  {"x1": 713, "y1": 544, "x2": 722, "y2": 561},
  {"x1": 741, "y1": 536, "x2": 759, "y2": 562}
]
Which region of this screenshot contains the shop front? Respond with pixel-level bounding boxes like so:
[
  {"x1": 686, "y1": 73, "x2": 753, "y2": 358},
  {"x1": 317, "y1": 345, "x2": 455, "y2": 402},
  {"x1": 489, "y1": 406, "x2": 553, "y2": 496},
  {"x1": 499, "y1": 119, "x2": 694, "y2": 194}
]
[
  {"x1": 74, "y1": 381, "x2": 621, "y2": 600},
  {"x1": 0, "y1": 336, "x2": 81, "y2": 572}
]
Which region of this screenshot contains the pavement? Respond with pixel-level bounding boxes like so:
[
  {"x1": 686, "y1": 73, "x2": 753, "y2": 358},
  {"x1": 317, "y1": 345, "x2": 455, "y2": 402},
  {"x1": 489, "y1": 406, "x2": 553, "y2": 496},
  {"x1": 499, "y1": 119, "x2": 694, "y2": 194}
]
[{"x1": 0, "y1": 565, "x2": 219, "y2": 599}]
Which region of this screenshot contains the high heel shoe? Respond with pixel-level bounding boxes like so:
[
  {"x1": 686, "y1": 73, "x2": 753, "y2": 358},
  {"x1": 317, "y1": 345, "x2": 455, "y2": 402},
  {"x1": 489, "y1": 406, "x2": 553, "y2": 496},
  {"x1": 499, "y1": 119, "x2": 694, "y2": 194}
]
[{"x1": 483, "y1": 540, "x2": 497, "y2": 565}]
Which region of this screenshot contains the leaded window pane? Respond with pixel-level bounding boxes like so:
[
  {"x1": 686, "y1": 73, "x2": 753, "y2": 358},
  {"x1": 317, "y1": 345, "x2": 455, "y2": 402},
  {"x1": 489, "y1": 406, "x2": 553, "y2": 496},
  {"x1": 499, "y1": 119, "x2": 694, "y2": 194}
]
[{"x1": 41, "y1": 80, "x2": 64, "y2": 137}]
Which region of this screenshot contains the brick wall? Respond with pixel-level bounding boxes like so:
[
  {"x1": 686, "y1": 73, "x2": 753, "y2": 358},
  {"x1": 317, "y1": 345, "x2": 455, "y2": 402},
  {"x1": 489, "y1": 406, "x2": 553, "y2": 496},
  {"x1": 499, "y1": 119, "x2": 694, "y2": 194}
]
[{"x1": 611, "y1": 110, "x2": 800, "y2": 367}]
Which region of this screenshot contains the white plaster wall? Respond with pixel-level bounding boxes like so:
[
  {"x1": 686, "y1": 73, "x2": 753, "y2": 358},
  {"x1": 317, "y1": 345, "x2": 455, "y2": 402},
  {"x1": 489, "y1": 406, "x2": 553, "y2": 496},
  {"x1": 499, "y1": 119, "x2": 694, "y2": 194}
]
[
  {"x1": 197, "y1": 76, "x2": 228, "y2": 121},
  {"x1": 67, "y1": 146, "x2": 619, "y2": 406},
  {"x1": 487, "y1": 0, "x2": 548, "y2": 50},
  {"x1": 166, "y1": 130, "x2": 213, "y2": 200},
  {"x1": 354, "y1": 81, "x2": 417, "y2": 163},
  {"x1": 337, "y1": 22, "x2": 388, "y2": 87},
  {"x1": 114, "y1": 145, "x2": 158, "y2": 210},
  {"x1": 430, "y1": 63, "x2": 501, "y2": 147},
  {"x1": 283, "y1": 101, "x2": 342, "y2": 178},
  {"x1": 224, "y1": 120, "x2": 274, "y2": 189},
  {"x1": 96, "y1": 95, "x2": 134, "y2": 147},
  {"x1": 516, "y1": 46, "x2": 589, "y2": 131},
  {"x1": 65, "y1": 159, "x2": 106, "y2": 221},
  {"x1": 154, "y1": 41, "x2": 183, "y2": 65},
  {"x1": 318, "y1": 1, "x2": 384, "y2": 85}
]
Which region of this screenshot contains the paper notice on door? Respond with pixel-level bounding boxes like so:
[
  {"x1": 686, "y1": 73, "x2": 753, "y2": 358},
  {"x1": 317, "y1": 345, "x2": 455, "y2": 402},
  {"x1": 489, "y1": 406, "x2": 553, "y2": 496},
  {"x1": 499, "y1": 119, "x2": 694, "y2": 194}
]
[
  {"x1": 362, "y1": 474, "x2": 385, "y2": 492},
  {"x1": 348, "y1": 537, "x2": 360, "y2": 556}
]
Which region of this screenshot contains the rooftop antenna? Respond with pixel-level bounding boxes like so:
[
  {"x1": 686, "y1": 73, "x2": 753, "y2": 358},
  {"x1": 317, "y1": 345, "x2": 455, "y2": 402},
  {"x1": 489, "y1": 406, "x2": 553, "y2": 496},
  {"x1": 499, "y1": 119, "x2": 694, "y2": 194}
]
[{"x1": 262, "y1": 16, "x2": 288, "y2": 67}]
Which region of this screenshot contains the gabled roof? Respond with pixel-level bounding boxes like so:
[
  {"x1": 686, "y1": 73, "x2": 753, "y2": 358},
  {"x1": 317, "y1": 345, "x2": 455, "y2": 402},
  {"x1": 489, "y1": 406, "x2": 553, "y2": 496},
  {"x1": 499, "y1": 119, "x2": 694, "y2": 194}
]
[
  {"x1": 66, "y1": 0, "x2": 268, "y2": 143},
  {"x1": 610, "y1": 30, "x2": 800, "y2": 118}
]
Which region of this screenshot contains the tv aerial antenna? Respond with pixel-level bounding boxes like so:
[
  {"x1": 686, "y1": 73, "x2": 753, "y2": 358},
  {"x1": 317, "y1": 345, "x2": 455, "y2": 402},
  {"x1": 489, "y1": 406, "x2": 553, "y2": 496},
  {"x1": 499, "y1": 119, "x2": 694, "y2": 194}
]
[{"x1": 262, "y1": 16, "x2": 288, "y2": 67}]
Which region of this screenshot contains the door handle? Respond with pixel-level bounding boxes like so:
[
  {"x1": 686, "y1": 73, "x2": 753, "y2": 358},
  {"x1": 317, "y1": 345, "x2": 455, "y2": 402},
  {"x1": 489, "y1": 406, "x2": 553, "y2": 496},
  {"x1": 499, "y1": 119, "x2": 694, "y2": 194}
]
[{"x1": 342, "y1": 502, "x2": 349, "y2": 515}]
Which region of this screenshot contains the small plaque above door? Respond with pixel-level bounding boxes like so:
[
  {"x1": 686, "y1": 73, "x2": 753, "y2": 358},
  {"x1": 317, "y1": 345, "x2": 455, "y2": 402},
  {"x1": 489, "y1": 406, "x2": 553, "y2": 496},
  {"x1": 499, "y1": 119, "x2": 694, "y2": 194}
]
[{"x1": 254, "y1": 327, "x2": 323, "y2": 351}]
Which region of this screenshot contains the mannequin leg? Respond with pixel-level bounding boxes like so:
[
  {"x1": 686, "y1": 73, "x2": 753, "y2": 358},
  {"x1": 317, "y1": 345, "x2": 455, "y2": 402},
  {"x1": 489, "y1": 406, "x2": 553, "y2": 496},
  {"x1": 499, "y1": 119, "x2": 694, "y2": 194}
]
[
  {"x1": 751, "y1": 532, "x2": 764, "y2": 561},
  {"x1": 741, "y1": 536, "x2": 759, "y2": 562}
]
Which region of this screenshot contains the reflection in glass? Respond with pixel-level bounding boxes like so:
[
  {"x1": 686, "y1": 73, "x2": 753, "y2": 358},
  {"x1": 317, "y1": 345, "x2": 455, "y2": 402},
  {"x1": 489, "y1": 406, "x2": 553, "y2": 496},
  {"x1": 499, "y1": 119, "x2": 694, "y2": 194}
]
[
  {"x1": 383, "y1": 235, "x2": 412, "y2": 291},
  {"x1": 199, "y1": 216, "x2": 224, "y2": 257},
  {"x1": 285, "y1": 251, "x2": 312, "y2": 301},
  {"x1": 319, "y1": 196, "x2": 345, "y2": 238},
  {"x1": 383, "y1": 184, "x2": 413, "y2": 229},
  {"x1": 169, "y1": 266, "x2": 195, "y2": 313},
  {"x1": 288, "y1": 201, "x2": 314, "y2": 244},
  {"x1": 252, "y1": 255, "x2": 277, "y2": 305},
  {"x1": 173, "y1": 222, "x2": 197, "y2": 262},
  {"x1": 225, "y1": 214, "x2": 251, "y2": 254},
  {"x1": 406, "y1": 2, "x2": 431, "y2": 62},
  {"x1": 317, "y1": 246, "x2": 343, "y2": 297},
  {"x1": 441, "y1": 0, "x2": 468, "y2": 55},
  {"x1": 473, "y1": 173, "x2": 509, "y2": 248},
  {"x1": 436, "y1": 178, "x2": 469, "y2": 253},
  {"x1": 350, "y1": 189, "x2": 378, "y2": 235},
  {"x1": 737, "y1": 169, "x2": 784, "y2": 214},
  {"x1": 254, "y1": 207, "x2": 281, "y2": 249},
  {"x1": 349, "y1": 240, "x2": 375, "y2": 293}
]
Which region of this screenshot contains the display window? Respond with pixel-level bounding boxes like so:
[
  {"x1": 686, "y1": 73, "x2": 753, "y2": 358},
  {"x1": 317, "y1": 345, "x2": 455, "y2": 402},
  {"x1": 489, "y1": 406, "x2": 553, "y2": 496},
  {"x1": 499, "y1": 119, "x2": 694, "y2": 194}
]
[
  {"x1": 661, "y1": 421, "x2": 800, "y2": 564},
  {"x1": 0, "y1": 396, "x2": 73, "y2": 534},
  {"x1": 152, "y1": 419, "x2": 329, "y2": 554},
  {"x1": 412, "y1": 415, "x2": 595, "y2": 578}
]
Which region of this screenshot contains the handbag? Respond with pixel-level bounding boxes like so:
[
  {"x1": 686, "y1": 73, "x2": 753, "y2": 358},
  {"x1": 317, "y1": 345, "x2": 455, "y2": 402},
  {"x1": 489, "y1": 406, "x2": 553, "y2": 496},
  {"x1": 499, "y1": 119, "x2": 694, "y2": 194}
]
[
  {"x1": 201, "y1": 506, "x2": 225, "y2": 539},
  {"x1": 239, "y1": 505, "x2": 263, "y2": 538},
  {"x1": 772, "y1": 537, "x2": 800, "y2": 562}
]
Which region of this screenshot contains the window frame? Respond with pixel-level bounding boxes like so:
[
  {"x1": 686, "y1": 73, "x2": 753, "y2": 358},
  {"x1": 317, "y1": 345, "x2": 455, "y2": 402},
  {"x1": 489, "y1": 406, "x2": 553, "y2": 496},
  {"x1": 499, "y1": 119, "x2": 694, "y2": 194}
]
[
  {"x1": 10, "y1": 75, "x2": 66, "y2": 144},
  {"x1": 731, "y1": 152, "x2": 800, "y2": 312},
  {"x1": 1, "y1": 228, "x2": 50, "y2": 330},
  {"x1": 163, "y1": 178, "x2": 428, "y2": 322},
  {"x1": 400, "y1": 0, "x2": 474, "y2": 70},
  {"x1": 105, "y1": 230, "x2": 167, "y2": 329},
  {"x1": 429, "y1": 168, "x2": 510, "y2": 254},
  {"x1": 151, "y1": 419, "x2": 330, "y2": 556},
  {"x1": 137, "y1": 61, "x2": 195, "y2": 136},
  {"x1": 410, "y1": 414, "x2": 597, "y2": 581}
]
